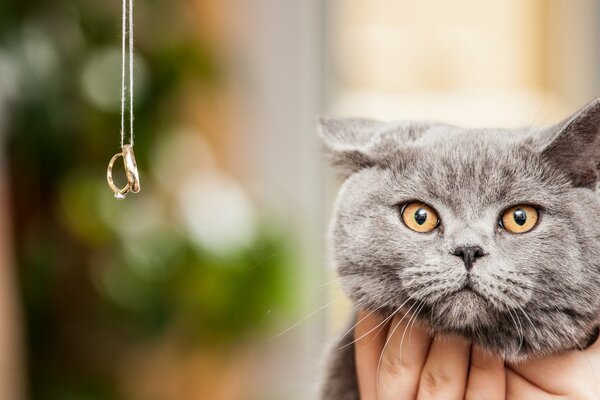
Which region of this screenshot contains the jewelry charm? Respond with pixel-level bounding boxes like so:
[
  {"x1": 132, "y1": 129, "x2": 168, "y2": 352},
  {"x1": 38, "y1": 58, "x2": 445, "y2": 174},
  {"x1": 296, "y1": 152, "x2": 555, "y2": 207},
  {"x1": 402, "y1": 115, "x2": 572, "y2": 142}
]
[
  {"x1": 106, "y1": 145, "x2": 140, "y2": 199},
  {"x1": 106, "y1": 0, "x2": 140, "y2": 199}
]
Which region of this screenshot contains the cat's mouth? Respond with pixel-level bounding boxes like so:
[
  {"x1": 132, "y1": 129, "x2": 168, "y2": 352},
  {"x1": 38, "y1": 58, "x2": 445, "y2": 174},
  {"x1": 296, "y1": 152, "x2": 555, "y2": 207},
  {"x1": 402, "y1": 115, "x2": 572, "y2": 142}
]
[
  {"x1": 452, "y1": 287, "x2": 488, "y2": 305},
  {"x1": 453, "y1": 279, "x2": 488, "y2": 302}
]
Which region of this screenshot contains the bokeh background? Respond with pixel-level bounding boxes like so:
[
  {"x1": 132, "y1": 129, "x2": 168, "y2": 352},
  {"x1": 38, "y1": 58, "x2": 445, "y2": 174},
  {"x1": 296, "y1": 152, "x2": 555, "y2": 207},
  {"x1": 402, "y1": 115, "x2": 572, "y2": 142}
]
[{"x1": 0, "y1": 0, "x2": 599, "y2": 399}]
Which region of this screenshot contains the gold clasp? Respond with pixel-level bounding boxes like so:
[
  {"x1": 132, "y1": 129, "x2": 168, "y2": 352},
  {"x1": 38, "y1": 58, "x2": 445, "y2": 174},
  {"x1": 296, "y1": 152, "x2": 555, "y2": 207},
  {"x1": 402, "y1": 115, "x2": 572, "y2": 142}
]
[{"x1": 106, "y1": 144, "x2": 141, "y2": 199}]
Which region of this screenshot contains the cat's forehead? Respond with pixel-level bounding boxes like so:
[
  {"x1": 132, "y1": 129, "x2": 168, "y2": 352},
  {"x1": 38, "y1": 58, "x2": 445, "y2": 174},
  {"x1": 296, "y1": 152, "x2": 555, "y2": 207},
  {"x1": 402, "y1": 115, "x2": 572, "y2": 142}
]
[
  {"x1": 389, "y1": 127, "x2": 562, "y2": 213},
  {"x1": 415, "y1": 125, "x2": 530, "y2": 147}
]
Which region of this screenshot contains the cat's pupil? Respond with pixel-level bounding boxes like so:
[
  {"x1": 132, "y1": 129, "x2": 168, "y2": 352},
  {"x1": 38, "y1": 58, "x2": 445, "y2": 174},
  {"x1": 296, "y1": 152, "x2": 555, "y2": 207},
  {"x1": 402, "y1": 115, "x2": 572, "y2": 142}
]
[
  {"x1": 514, "y1": 209, "x2": 527, "y2": 226},
  {"x1": 414, "y1": 208, "x2": 428, "y2": 225}
]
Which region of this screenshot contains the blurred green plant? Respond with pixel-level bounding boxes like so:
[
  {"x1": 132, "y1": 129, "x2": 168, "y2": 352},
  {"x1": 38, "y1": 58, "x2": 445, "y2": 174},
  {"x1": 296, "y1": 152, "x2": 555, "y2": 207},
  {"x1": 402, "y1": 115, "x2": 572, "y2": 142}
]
[{"x1": 1, "y1": 1, "x2": 296, "y2": 399}]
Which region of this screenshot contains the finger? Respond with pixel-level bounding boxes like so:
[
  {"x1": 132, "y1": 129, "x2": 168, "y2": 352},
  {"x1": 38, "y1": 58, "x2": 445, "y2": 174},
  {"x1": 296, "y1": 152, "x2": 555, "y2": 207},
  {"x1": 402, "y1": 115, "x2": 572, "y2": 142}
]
[
  {"x1": 354, "y1": 310, "x2": 390, "y2": 400},
  {"x1": 506, "y1": 368, "x2": 558, "y2": 400},
  {"x1": 378, "y1": 312, "x2": 432, "y2": 399},
  {"x1": 510, "y1": 348, "x2": 600, "y2": 395},
  {"x1": 465, "y1": 346, "x2": 505, "y2": 400},
  {"x1": 417, "y1": 335, "x2": 470, "y2": 400}
]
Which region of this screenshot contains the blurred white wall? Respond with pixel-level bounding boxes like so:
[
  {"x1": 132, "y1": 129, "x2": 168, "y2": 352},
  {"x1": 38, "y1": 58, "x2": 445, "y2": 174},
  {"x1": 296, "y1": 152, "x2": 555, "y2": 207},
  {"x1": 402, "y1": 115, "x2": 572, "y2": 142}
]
[
  {"x1": 228, "y1": 0, "x2": 328, "y2": 398},
  {"x1": 327, "y1": 0, "x2": 600, "y2": 127}
]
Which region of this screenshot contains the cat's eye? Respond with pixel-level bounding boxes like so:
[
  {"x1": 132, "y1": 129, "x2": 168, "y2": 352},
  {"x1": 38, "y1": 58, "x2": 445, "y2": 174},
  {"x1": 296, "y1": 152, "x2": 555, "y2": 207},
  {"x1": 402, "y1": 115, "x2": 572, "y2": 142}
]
[
  {"x1": 499, "y1": 205, "x2": 539, "y2": 234},
  {"x1": 401, "y1": 202, "x2": 439, "y2": 233}
]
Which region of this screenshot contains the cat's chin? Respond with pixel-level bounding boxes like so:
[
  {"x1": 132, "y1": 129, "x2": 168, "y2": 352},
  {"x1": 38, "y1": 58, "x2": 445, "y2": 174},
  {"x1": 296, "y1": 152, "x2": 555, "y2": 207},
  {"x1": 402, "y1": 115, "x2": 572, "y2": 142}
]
[{"x1": 432, "y1": 289, "x2": 492, "y2": 330}]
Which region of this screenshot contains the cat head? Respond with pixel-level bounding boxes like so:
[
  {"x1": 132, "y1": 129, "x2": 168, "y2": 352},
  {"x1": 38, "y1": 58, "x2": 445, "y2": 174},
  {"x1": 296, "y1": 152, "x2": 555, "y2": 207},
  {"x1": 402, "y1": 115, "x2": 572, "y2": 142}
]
[{"x1": 320, "y1": 98, "x2": 600, "y2": 360}]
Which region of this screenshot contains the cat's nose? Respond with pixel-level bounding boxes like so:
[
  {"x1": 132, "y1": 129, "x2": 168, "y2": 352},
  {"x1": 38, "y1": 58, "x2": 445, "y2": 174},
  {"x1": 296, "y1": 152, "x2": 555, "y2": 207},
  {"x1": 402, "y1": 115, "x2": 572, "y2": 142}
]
[{"x1": 452, "y1": 246, "x2": 485, "y2": 271}]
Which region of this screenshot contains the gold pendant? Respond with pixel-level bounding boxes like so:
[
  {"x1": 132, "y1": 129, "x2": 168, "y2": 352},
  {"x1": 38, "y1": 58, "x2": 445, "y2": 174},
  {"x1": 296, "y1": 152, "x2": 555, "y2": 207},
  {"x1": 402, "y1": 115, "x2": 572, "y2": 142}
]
[{"x1": 106, "y1": 144, "x2": 141, "y2": 199}]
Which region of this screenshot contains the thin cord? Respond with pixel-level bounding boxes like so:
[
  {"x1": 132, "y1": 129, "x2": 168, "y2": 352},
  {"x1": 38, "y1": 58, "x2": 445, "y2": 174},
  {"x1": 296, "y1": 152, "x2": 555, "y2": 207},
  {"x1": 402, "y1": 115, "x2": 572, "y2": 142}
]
[
  {"x1": 120, "y1": 0, "x2": 125, "y2": 147},
  {"x1": 128, "y1": 0, "x2": 134, "y2": 147},
  {"x1": 120, "y1": 0, "x2": 134, "y2": 148}
]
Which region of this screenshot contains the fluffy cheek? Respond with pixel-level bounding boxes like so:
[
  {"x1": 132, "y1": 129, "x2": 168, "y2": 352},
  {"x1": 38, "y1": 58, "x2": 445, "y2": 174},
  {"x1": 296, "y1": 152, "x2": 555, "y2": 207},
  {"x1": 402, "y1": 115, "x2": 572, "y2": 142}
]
[
  {"x1": 495, "y1": 220, "x2": 587, "y2": 309},
  {"x1": 333, "y1": 204, "x2": 440, "y2": 309},
  {"x1": 336, "y1": 235, "x2": 450, "y2": 311},
  {"x1": 468, "y1": 255, "x2": 537, "y2": 310},
  {"x1": 338, "y1": 272, "x2": 401, "y2": 311}
]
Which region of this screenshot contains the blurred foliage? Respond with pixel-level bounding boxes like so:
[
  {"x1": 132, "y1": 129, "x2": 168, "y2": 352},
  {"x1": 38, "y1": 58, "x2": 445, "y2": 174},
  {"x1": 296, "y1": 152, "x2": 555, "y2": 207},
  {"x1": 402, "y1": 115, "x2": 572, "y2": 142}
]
[{"x1": 0, "y1": 0, "x2": 296, "y2": 399}]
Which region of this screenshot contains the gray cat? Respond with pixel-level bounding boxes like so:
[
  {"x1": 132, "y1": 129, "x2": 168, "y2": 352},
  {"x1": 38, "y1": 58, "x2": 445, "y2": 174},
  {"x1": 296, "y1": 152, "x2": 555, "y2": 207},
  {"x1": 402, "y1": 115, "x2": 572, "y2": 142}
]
[{"x1": 319, "y1": 98, "x2": 600, "y2": 399}]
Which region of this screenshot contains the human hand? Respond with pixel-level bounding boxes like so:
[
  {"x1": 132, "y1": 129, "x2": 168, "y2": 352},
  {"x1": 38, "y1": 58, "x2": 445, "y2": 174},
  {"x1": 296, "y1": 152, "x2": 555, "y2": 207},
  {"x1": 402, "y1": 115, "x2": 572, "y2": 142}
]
[
  {"x1": 354, "y1": 310, "x2": 600, "y2": 399},
  {"x1": 355, "y1": 309, "x2": 504, "y2": 399},
  {"x1": 506, "y1": 334, "x2": 600, "y2": 399}
]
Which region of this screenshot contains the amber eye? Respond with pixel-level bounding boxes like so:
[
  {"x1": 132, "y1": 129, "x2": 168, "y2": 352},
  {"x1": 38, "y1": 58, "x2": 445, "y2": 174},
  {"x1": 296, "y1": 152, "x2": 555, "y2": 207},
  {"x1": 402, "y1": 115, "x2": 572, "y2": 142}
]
[
  {"x1": 500, "y1": 205, "x2": 539, "y2": 234},
  {"x1": 401, "y1": 202, "x2": 439, "y2": 233}
]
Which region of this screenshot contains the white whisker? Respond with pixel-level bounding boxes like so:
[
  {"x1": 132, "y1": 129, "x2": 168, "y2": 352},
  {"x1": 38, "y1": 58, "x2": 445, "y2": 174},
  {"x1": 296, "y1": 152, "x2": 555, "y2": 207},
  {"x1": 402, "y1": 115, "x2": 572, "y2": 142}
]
[
  {"x1": 506, "y1": 308, "x2": 523, "y2": 353},
  {"x1": 333, "y1": 306, "x2": 384, "y2": 351},
  {"x1": 319, "y1": 275, "x2": 346, "y2": 288},
  {"x1": 375, "y1": 302, "x2": 418, "y2": 400},
  {"x1": 514, "y1": 310, "x2": 524, "y2": 353},
  {"x1": 408, "y1": 302, "x2": 425, "y2": 347},
  {"x1": 399, "y1": 302, "x2": 423, "y2": 362},
  {"x1": 268, "y1": 297, "x2": 342, "y2": 340},
  {"x1": 340, "y1": 297, "x2": 414, "y2": 350}
]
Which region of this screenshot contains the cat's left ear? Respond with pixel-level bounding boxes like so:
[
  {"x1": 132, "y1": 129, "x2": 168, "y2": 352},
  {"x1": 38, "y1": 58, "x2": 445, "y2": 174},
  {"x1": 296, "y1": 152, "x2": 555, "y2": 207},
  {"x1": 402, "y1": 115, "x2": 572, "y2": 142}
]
[
  {"x1": 318, "y1": 117, "x2": 387, "y2": 178},
  {"x1": 541, "y1": 98, "x2": 600, "y2": 188}
]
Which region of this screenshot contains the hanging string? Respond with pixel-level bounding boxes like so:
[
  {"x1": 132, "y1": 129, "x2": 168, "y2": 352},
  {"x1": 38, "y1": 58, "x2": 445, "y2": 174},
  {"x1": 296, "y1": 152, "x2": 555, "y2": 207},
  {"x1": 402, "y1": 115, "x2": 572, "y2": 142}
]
[
  {"x1": 121, "y1": 0, "x2": 134, "y2": 148},
  {"x1": 107, "y1": 0, "x2": 140, "y2": 199}
]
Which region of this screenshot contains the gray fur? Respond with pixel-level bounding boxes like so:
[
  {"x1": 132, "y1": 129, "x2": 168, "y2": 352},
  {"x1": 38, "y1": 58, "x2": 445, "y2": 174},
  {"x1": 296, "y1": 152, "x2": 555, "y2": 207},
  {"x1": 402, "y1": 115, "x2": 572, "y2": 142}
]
[{"x1": 319, "y1": 98, "x2": 600, "y2": 398}]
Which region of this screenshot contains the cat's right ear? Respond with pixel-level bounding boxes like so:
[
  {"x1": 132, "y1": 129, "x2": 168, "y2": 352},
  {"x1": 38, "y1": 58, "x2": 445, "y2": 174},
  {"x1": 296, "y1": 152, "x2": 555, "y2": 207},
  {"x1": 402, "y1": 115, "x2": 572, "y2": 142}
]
[
  {"x1": 318, "y1": 117, "x2": 386, "y2": 178},
  {"x1": 540, "y1": 98, "x2": 600, "y2": 188}
]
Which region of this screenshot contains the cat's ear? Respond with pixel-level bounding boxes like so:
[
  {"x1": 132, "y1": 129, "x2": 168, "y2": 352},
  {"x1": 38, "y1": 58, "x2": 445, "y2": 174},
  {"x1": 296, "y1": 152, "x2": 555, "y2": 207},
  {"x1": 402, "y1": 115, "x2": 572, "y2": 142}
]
[
  {"x1": 541, "y1": 98, "x2": 600, "y2": 188},
  {"x1": 318, "y1": 117, "x2": 387, "y2": 178}
]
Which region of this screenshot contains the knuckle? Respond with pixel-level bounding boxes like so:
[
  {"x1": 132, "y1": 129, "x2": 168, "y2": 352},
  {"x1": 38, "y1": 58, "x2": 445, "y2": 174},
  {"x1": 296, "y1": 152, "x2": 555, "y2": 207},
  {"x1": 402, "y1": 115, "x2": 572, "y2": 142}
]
[
  {"x1": 419, "y1": 368, "x2": 453, "y2": 396},
  {"x1": 380, "y1": 351, "x2": 405, "y2": 377},
  {"x1": 469, "y1": 359, "x2": 488, "y2": 372}
]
